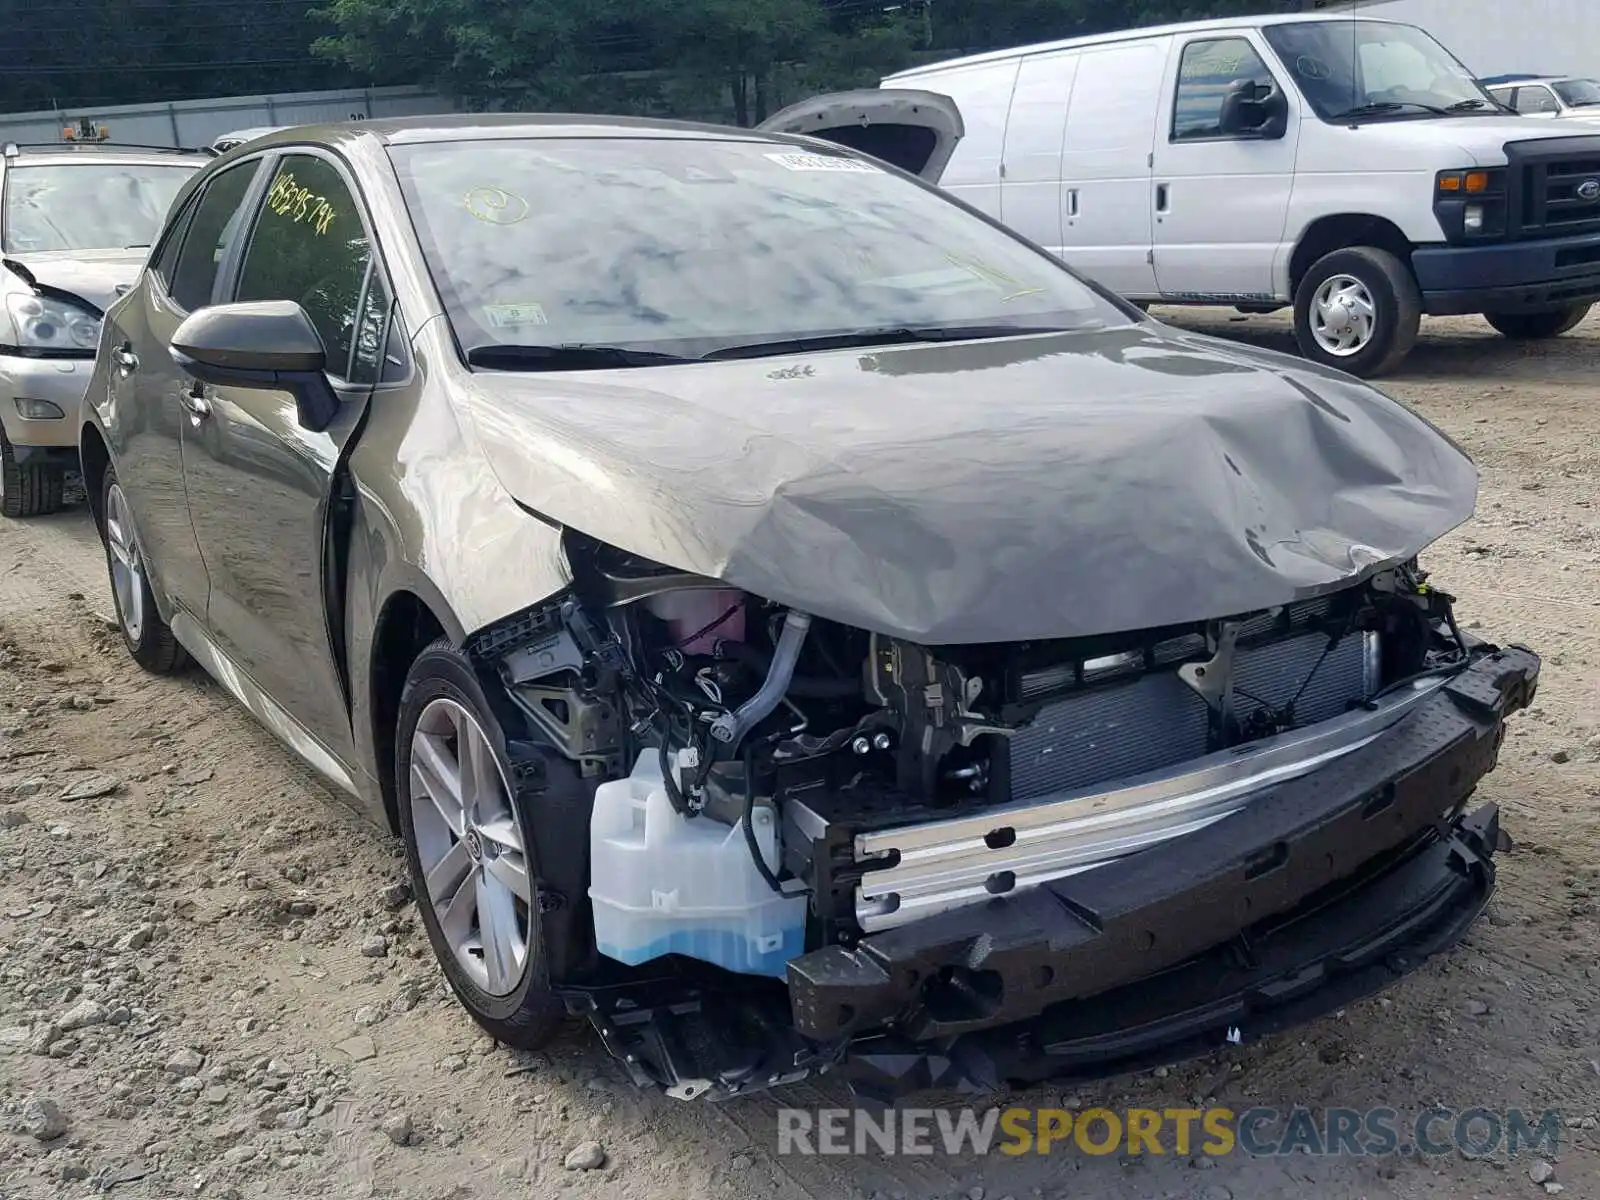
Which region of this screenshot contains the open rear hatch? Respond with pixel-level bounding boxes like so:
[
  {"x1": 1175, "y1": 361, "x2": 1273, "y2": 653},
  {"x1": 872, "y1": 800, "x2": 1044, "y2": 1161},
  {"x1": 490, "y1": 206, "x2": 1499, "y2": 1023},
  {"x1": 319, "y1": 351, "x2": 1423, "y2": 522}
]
[{"x1": 757, "y1": 88, "x2": 964, "y2": 182}]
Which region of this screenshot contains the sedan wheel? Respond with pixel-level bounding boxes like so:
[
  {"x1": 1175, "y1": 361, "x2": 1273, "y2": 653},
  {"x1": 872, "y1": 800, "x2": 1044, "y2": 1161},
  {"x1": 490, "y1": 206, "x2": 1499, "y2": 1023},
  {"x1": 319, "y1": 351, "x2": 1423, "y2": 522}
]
[
  {"x1": 101, "y1": 468, "x2": 187, "y2": 674},
  {"x1": 396, "y1": 642, "x2": 565, "y2": 1047},
  {"x1": 0, "y1": 428, "x2": 66, "y2": 519},
  {"x1": 409, "y1": 696, "x2": 533, "y2": 996}
]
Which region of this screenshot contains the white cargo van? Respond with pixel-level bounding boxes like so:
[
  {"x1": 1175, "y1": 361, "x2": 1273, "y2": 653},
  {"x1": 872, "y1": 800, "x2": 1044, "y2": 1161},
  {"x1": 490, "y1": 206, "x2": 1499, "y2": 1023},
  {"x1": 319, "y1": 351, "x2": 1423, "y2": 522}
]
[{"x1": 763, "y1": 13, "x2": 1600, "y2": 376}]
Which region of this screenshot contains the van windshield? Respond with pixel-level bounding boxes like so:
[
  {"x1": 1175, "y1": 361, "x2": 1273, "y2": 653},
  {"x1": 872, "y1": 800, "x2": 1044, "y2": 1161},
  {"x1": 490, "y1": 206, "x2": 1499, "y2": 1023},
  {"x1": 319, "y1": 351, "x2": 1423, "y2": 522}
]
[{"x1": 1264, "y1": 21, "x2": 1500, "y2": 121}]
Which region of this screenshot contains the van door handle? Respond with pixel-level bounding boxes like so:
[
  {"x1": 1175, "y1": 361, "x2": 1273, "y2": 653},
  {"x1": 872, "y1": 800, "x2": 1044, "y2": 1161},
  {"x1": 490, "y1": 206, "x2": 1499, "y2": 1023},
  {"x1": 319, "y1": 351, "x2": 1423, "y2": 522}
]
[
  {"x1": 1065, "y1": 188, "x2": 1080, "y2": 218},
  {"x1": 1155, "y1": 183, "x2": 1170, "y2": 213}
]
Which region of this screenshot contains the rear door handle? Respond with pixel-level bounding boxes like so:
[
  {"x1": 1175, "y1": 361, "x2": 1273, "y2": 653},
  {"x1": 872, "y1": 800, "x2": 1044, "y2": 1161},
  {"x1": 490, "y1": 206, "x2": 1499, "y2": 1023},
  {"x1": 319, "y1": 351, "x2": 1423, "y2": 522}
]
[
  {"x1": 1155, "y1": 183, "x2": 1171, "y2": 213},
  {"x1": 179, "y1": 384, "x2": 211, "y2": 420},
  {"x1": 113, "y1": 344, "x2": 139, "y2": 375}
]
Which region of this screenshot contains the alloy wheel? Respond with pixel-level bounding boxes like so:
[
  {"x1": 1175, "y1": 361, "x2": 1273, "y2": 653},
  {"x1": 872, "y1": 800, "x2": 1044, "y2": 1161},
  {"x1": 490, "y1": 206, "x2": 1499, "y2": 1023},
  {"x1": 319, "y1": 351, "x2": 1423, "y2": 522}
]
[
  {"x1": 104, "y1": 483, "x2": 146, "y2": 643},
  {"x1": 408, "y1": 697, "x2": 533, "y2": 997}
]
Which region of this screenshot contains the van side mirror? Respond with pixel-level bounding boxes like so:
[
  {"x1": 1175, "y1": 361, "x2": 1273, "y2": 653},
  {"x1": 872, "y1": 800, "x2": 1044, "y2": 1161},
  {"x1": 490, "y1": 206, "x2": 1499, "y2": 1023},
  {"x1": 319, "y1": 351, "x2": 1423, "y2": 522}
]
[
  {"x1": 169, "y1": 300, "x2": 341, "y2": 433},
  {"x1": 1219, "y1": 81, "x2": 1289, "y2": 140}
]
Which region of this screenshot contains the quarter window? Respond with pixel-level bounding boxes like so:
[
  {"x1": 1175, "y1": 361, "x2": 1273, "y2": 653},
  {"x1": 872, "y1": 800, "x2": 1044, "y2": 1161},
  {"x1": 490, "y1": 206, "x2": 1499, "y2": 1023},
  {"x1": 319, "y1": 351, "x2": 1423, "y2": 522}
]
[
  {"x1": 1172, "y1": 38, "x2": 1278, "y2": 141},
  {"x1": 234, "y1": 155, "x2": 373, "y2": 380},
  {"x1": 169, "y1": 161, "x2": 262, "y2": 311}
]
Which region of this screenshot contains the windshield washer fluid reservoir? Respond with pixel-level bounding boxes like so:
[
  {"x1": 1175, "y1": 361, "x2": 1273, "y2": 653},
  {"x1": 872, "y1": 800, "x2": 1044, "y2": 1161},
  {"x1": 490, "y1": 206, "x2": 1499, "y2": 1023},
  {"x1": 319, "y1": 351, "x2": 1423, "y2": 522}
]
[{"x1": 588, "y1": 751, "x2": 807, "y2": 978}]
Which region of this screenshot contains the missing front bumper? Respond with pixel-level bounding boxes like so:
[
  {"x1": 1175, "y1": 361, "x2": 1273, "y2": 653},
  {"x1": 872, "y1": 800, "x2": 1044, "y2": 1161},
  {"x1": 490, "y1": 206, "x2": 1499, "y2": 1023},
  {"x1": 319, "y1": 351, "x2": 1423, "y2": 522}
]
[{"x1": 569, "y1": 645, "x2": 1536, "y2": 1102}]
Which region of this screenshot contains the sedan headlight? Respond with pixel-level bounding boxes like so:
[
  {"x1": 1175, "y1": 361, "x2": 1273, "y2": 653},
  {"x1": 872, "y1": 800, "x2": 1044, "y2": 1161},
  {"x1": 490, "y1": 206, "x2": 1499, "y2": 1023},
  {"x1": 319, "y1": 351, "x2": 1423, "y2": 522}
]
[{"x1": 4, "y1": 292, "x2": 102, "y2": 354}]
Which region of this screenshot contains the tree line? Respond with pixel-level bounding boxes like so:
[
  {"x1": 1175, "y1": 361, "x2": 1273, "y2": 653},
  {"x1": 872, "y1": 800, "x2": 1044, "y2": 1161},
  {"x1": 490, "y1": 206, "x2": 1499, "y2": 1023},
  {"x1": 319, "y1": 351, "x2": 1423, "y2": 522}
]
[{"x1": 0, "y1": 0, "x2": 1301, "y2": 123}]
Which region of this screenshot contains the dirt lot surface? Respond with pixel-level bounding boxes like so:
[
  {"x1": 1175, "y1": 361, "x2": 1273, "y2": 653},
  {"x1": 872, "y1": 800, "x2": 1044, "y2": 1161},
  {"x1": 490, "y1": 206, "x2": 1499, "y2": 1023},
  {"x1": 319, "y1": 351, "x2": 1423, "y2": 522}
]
[{"x1": 1, "y1": 309, "x2": 1598, "y2": 1200}]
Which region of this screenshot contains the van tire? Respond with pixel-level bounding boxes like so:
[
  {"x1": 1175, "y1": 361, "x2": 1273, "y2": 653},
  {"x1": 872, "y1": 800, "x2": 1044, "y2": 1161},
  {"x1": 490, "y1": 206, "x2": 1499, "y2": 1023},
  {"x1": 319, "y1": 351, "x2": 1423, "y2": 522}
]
[
  {"x1": 0, "y1": 430, "x2": 66, "y2": 519},
  {"x1": 1483, "y1": 304, "x2": 1590, "y2": 340},
  {"x1": 1293, "y1": 246, "x2": 1422, "y2": 378}
]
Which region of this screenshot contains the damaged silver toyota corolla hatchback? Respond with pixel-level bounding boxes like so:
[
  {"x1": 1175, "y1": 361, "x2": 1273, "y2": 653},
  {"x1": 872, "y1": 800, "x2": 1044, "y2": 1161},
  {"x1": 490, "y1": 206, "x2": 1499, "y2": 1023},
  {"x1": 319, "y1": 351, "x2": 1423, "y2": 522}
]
[{"x1": 81, "y1": 115, "x2": 1538, "y2": 1103}]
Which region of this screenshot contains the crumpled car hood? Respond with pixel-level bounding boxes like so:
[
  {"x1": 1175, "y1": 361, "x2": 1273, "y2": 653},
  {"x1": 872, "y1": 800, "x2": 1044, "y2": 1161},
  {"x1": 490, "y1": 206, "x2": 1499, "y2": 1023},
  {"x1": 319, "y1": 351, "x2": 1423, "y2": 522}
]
[
  {"x1": 2, "y1": 248, "x2": 148, "y2": 313},
  {"x1": 460, "y1": 323, "x2": 1477, "y2": 643}
]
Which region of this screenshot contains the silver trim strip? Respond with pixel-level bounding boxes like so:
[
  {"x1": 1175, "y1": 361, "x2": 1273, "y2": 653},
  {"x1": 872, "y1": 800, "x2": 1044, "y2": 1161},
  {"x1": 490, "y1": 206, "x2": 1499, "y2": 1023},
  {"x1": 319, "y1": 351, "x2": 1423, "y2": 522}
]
[{"x1": 854, "y1": 676, "x2": 1447, "y2": 932}]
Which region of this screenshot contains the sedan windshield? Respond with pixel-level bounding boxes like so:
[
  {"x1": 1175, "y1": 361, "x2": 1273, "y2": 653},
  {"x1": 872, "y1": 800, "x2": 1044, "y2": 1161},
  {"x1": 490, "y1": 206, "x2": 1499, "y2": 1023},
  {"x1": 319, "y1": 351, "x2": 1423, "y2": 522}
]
[
  {"x1": 2, "y1": 162, "x2": 198, "y2": 254},
  {"x1": 388, "y1": 136, "x2": 1128, "y2": 362},
  {"x1": 1264, "y1": 20, "x2": 1498, "y2": 121},
  {"x1": 1555, "y1": 78, "x2": 1600, "y2": 108}
]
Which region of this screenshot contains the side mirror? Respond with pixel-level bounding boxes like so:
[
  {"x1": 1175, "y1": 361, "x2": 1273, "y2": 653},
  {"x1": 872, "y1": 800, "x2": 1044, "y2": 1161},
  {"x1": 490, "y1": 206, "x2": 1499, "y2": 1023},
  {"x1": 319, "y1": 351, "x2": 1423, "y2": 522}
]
[
  {"x1": 1219, "y1": 80, "x2": 1289, "y2": 140},
  {"x1": 170, "y1": 300, "x2": 340, "y2": 433}
]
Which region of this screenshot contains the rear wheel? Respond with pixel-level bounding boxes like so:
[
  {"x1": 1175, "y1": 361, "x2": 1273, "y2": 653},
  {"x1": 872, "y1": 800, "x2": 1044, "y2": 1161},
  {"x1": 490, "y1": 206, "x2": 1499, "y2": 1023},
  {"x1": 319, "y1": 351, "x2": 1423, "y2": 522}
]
[
  {"x1": 1483, "y1": 304, "x2": 1591, "y2": 340},
  {"x1": 397, "y1": 642, "x2": 565, "y2": 1049},
  {"x1": 102, "y1": 467, "x2": 187, "y2": 674},
  {"x1": 0, "y1": 429, "x2": 66, "y2": 519},
  {"x1": 1293, "y1": 246, "x2": 1422, "y2": 377}
]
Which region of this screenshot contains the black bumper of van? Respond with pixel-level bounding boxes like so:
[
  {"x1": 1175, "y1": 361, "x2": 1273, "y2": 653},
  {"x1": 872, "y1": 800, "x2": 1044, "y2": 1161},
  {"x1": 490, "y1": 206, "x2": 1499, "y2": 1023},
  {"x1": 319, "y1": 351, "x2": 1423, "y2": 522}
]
[
  {"x1": 789, "y1": 646, "x2": 1539, "y2": 1053},
  {"x1": 1413, "y1": 231, "x2": 1600, "y2": 314}
]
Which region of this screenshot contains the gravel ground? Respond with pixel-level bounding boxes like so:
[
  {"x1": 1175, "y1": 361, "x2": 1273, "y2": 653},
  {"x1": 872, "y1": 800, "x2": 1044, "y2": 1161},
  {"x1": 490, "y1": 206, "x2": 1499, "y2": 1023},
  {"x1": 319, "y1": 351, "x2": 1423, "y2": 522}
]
[{"x1": 0, "y1": 309, "x2": 1597, "y2": 1200}]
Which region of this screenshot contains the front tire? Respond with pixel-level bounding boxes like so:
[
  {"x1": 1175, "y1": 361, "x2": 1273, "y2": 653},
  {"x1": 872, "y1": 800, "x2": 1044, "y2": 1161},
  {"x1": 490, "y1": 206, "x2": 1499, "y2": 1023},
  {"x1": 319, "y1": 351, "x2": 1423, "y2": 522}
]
[
  {"x1": 101, "y1": 467, "x2": 187, "y2": 674},
  {"x1": 397, "y1": 641, "x2": 565, "y2": 1049},
  {"x1": 0, "y1": 428, "x2": 66, "y2": 519},
  {"x1": 1293, "y1": 246, "x2": 1422, "y2": 377},
  {"x1": 1483, "y1": 304, "x2": 1591, "y2": 340}
]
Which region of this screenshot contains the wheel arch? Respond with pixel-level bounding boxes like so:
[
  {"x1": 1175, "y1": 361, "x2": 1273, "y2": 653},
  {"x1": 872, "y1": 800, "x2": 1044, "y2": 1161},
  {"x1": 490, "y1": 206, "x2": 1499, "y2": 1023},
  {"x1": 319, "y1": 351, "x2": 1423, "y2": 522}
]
[
  {"x1": 79, "y1": 423, "x2": 111, "y2": 534},
  {"x1": 367, "y1": 585, "x2": 456, "y2": 833},
  {"x1": 1290, "y1": 215, "x2": 1416, "y2": 299}
]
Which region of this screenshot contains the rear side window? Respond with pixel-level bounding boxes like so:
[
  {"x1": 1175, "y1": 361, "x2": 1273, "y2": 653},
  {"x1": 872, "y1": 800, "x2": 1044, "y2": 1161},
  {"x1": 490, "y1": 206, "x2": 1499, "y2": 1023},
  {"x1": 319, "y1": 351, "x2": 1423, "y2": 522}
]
[
  {"x1": 234, "y1": 155, "x2": 373, "y2": 379},
  {"x1": 152, "y1": 193, "x2": 201, "y2": 294},
  {"x1": 1172, "y1": 37, "x2": 1277, "y2": 141},
  {"x1": 169, "y1": 162, "x2": 262, "y2": 311}
]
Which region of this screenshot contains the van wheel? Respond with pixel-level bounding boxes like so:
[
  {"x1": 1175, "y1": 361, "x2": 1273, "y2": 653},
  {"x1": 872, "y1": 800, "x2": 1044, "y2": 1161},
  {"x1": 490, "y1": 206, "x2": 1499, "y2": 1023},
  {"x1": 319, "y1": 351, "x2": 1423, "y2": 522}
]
[
  {"x1": 0, "y1": 430, "x2": 66, "y2": 519},
  {"x1": 1293, "y1": 247, "x2": 1422, "y2": 377},
  {"x1": 397, "y1": 641, "x2": 566, "y2": 1050},
  {"x1": 1483, "y1": 304, "x2": 1591, "y2": 340}
]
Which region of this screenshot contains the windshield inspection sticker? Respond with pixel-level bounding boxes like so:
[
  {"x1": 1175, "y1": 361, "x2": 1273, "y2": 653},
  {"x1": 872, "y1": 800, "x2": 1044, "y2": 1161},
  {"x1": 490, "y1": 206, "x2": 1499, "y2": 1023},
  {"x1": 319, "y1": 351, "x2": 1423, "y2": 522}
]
[
  {"x1": 484, "y1": 302, "x2": 548, "y2": 329},
  {"x1": 465, "y1": 186, "x2": 531, "y2": 225},
  {"x1": 764, "y1": 152, "x2": 879, "y2": 173}
]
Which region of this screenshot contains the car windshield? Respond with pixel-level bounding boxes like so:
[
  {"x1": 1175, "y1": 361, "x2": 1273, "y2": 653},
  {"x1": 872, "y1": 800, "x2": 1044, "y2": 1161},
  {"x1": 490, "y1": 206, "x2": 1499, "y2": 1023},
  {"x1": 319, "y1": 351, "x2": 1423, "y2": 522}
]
[
  {"x1": 2, "y1": 161, "x2": 198, "y2": 254},
  {"x1": 1554, "y1": 78, "x2": 1600, "y2": 108},
  {"x1": 1264, "y1": 20, "x2": 1497, "y2": 121},
  {"x1": 388, "y1": 136, "x2": 1128, "y2": 362}
]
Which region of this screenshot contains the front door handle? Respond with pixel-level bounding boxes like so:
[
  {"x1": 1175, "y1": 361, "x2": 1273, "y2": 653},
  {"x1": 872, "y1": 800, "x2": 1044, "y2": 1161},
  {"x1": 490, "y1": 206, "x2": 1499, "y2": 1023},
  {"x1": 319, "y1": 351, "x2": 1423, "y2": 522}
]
[
  {"x1": 1155, "y1": 183, "x2": 1171, "y2": 214},
  {"x1": 113, "y1": 344, "x2": 139, "y2": 375},
  {"x1": 179, "y1": 384, "x2": 211, "y2": 420}
]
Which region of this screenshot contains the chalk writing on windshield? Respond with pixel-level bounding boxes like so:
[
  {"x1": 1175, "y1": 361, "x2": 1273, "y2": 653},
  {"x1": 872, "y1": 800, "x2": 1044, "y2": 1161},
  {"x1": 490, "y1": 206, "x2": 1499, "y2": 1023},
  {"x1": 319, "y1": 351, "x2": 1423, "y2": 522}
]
[
  {"x1": 266, "y1": 172, "x2": 337, "y2": 236},
  {"x1": 465, "y1": 186, "x2": 531, "y2": 225}
]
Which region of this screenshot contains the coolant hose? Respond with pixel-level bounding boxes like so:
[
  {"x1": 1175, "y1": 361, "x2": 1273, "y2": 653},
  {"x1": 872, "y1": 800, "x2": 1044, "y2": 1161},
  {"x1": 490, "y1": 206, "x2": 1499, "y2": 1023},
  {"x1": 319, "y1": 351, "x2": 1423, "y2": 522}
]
[{"x1": 710, "y1": 609, "x2": 813, "y2": 754}]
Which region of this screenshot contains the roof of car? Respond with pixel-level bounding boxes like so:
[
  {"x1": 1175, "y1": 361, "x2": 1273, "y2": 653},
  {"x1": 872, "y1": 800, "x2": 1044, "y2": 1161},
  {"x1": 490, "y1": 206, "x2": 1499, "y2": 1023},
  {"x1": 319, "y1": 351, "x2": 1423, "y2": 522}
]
[
  {"x1": 1, "y1": 142, "x2": 211, "y2": 166},
  {"x1": 884, "y1": 11, "x2": 1413, "y2": 79},
  {"x1": 237, "y1": 113, "x2": 796, "y2": 150}
]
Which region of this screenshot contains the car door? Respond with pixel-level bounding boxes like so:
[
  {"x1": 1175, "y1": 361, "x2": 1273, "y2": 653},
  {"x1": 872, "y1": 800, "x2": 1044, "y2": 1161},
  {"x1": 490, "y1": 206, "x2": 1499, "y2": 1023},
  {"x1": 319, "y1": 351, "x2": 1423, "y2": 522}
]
[
  {"x1": 178, "y1": 151, "x2": 392, "y2": 766},
  {"x1": 1151, "y1": 33, "x2": 1299, "y2": 302},
  {"x1": 1058, "y1": 39, "x2": 1167, "y2": 297},
  {"x1": 1512, "y1": 84, "x2": 1562, "y2": 117},
  {"x1": 999, "y1": 50, "x2": 1078, "y2": 257},
  {"x1": 105, "y1": 158, "x2": 265, "y2": 618}
]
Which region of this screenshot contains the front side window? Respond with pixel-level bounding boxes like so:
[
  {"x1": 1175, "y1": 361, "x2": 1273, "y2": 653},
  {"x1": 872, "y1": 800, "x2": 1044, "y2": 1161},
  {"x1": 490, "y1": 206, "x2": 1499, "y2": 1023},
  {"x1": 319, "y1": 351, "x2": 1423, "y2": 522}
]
[
  {"x1": 169, "y1": 161, "x2": 262, "y2": 312},
  {"x1": 1264, "y1": 20, "x2": 1498, "y2": 121},
  {"x1": 1, "y1": 161, "x2": 199, "y2": 254},
  {"x1": 389, "y1": 137, "x2": 1129, "y2": 362},
  {"x1": 1514, "y1": 86, "x2": 1560, "y2": 115},
  {"x1": 1553, "y1": 78, "x2": 1600, "y2": 109},
  {"x1": 234, "y1": 155, "x2": 373, "y2": 378},
  {"x1": 1172, "y1": 38, "x2": 1278, "y2": 141}
]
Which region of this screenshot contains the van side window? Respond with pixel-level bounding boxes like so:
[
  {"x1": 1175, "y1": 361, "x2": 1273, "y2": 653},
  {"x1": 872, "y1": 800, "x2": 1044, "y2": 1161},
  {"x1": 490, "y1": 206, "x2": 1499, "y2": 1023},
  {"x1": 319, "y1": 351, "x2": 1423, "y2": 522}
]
[
  {"x1": 1513, "y1": 86, "x2": 1559, "y2": 115},
  {"x1": 1172, "y1": 38, "x2": 1277, "y2": 142}
]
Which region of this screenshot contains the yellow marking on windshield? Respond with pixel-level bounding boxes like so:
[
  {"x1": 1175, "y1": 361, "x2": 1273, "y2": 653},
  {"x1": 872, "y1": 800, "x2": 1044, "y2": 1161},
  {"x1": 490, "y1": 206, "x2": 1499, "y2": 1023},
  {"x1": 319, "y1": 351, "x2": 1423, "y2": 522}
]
[
  {"x1": 945, "y1": 252, "x2": 1046, "y2": 303},
  {"x1": 465, "y1": 186, "x2": 531, "y2": 225}
]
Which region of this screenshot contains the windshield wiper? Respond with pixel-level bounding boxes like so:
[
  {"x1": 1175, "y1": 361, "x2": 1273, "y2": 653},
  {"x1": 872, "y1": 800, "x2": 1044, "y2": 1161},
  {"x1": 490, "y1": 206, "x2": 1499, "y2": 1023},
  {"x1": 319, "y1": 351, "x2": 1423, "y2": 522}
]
[
  {"x1": 1332, "y1": 100, "x2": 1452, "y2": 121},
  {"x1": 465, "y1": 343, "x2": 699, "y2": 370},
  {"x1": 701, "y1": 324, "x2": 1074, "y2": 361},
  {"x1": 1445, "y1": 99, "x2": 1496, "y2": 113}
]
